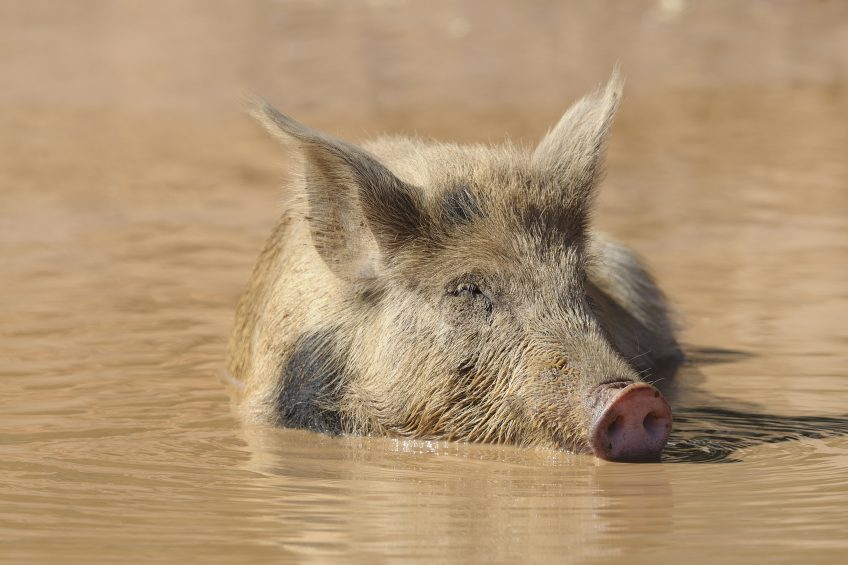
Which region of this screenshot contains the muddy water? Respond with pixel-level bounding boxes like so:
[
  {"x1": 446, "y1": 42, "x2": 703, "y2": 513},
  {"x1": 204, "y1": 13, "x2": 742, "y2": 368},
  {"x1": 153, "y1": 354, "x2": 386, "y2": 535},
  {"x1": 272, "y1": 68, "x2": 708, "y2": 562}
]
[{"x1": 2, "y1": 1, "x2": 848, "y2": 563}]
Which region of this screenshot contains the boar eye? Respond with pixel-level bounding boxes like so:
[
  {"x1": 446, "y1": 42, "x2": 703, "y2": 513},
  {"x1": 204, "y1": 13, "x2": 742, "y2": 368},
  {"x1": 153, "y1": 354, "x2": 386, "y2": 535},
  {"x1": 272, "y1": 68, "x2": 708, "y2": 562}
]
[
  {"x1": 455, "y1": 282, "x2": 482, "y2": 296},
  {"x1": 450, "y1": 281, "x2": 494, "y2": 316}
]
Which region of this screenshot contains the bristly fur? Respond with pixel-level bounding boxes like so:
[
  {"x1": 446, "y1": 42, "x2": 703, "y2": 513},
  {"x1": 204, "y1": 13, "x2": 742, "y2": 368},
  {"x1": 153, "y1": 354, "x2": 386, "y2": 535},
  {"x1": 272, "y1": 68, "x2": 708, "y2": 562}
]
[{"x1": 227, "y1": 72, "x2": 682, "y2": 453}]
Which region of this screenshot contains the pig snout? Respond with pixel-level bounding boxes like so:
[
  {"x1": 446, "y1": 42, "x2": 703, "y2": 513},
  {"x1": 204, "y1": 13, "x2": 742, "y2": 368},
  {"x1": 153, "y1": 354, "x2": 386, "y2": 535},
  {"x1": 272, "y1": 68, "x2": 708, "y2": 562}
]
[{"x1": 587, "y1": 382, "x2": 672, "y2": 462}]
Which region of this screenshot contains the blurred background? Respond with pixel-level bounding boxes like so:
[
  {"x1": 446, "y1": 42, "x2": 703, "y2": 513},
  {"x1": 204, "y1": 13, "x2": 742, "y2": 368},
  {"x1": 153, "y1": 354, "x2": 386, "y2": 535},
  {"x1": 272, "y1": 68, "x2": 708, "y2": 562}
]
[{"x1": 2, "y1": 1, "x2": 847, "y2": 562}]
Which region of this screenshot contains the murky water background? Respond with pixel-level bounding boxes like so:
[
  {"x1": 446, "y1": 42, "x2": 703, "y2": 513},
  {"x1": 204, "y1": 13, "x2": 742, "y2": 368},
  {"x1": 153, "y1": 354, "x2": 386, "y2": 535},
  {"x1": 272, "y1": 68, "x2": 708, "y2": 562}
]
[{"x1": 2, "y1": 1, "x2": 847, "y2": 562}]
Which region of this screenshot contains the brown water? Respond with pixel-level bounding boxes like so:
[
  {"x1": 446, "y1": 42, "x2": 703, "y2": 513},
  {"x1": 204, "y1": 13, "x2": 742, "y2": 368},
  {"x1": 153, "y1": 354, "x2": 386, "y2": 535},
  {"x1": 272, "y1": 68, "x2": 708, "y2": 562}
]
[{"x1": 2, "y1": 1, "x2": 848, "y2": 563}]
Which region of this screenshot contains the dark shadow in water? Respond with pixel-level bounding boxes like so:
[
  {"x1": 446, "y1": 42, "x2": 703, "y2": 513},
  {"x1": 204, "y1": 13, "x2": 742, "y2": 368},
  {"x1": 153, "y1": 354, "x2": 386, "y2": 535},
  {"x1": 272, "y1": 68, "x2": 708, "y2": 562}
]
[
  {"x1": 650, "y1": 345, "x2": 757, "y2": 407},
  {"x1": 683, "y1": 346, "x2": 756, "y2": 366},
  {"x1": 664, "y1": 407, "x2": 848, "y2": 463},
  {"x1": 655, "y1": 345, "x2": 848, "y2": 463}
]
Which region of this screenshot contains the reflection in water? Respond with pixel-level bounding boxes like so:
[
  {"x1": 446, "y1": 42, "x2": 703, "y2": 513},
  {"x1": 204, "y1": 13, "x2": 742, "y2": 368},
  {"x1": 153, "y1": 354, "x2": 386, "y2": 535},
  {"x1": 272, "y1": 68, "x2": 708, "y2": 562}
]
[
  {"x1": 240, "y1": 426, "x2": 679, "y2": 561},
  {"x1": 667, "y1": 408, "x2": 848, "y2": 463}
]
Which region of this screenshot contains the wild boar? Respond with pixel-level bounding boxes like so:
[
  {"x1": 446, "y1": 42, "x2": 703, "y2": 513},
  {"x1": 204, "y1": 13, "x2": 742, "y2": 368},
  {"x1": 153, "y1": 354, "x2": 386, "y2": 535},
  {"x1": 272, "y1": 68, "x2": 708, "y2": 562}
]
[{"x1": 227, "y1": 72, "x2": 683, "y2": 461}]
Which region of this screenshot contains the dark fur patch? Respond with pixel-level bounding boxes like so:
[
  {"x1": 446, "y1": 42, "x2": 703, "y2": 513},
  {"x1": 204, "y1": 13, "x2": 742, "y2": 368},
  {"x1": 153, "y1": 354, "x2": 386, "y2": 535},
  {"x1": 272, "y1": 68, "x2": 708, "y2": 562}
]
[
  {"x1": 275, "y1": 330, "x2": 345, "y2": 434},
  {"x1": 442, "y1": 185, "x2": 482, "y2": 224},
  {"x1": 516, "y1": 201, "x2": 588, "y2": 250},
  {"x1": 359, "y1": 173, "x2": 427, "y2": 252}
]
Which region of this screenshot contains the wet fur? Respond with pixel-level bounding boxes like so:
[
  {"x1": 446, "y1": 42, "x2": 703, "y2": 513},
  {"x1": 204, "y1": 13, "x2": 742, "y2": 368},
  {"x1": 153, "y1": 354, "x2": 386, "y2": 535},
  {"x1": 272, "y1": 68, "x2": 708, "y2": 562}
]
[{"x1": 227, "y1": 72, "x2": 682, "y2": 452}]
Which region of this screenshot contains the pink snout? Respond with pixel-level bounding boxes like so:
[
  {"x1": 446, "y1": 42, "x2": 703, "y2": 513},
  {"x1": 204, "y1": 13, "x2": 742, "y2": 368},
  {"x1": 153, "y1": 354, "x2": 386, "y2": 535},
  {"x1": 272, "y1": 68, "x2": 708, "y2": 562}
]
[{"x1": 589, "y1": 383, "x2": 672, "y2": 462}]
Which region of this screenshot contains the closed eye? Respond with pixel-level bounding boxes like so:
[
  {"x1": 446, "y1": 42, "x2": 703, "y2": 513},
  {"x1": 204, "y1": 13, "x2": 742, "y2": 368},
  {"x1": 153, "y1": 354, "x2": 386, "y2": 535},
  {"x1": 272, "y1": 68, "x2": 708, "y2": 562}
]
[
  {"x1": 450, "y1": 281, "x2": 494, "y2": 316},
  {"x1": 454, "y1": 282, "x2": 483, "y2": 297}
]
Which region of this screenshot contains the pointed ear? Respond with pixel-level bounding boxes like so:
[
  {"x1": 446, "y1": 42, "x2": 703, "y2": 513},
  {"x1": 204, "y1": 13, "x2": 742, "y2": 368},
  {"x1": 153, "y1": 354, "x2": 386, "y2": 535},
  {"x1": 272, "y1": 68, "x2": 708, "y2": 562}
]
[
  {"x1": 532, "y1": 70, "x2": 622, "y2": 207},
  {"x1": 251, "y1": 99, "x2": 426, "y2": 282}
]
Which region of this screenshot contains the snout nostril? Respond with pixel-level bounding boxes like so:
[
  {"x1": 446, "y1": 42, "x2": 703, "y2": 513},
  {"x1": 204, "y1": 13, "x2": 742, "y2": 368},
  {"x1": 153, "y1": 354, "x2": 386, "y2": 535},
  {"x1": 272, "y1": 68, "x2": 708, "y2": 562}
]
[
  {"x1": 607, "y1": 416, "x2": 622, "y2": 436},
  {"x1": 604, "y1": 416, "x2": 624, "y2": 451},
  {"x1": 643, "y1": 412, "x2": 658, "y2": 434}
]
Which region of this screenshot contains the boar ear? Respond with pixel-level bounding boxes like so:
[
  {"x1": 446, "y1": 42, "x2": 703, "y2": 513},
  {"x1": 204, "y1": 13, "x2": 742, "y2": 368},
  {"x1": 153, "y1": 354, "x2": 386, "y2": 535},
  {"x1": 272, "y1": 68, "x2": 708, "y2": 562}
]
[
  {"x1": 251, "y1": 100, "x2": 426, "y2": 282},
  {"x1": 532, "y1": 70, "x2": 622, "y2": 207}
]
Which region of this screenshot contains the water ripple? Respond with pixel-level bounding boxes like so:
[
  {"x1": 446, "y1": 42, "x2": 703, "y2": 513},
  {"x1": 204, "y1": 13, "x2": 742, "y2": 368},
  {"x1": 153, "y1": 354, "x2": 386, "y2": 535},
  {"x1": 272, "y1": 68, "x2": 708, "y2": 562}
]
[{"x1": 664, "y1": 407, "x2": 848, "y2": 463}]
